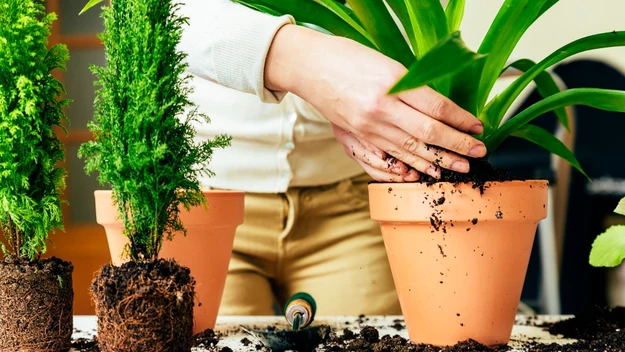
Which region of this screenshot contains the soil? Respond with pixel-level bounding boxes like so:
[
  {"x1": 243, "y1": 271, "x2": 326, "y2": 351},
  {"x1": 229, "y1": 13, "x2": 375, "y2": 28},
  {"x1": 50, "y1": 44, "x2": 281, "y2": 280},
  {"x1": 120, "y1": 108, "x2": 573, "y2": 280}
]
[
  {"x1": 0, "y1": 256, "x2": 74, "y2": 352},
  {"x1": 91, "y1": 258, "x2": 195, "y2": 352},
  {"x1": 419, "y1": 158, "x2": 517, "y2": 194}
]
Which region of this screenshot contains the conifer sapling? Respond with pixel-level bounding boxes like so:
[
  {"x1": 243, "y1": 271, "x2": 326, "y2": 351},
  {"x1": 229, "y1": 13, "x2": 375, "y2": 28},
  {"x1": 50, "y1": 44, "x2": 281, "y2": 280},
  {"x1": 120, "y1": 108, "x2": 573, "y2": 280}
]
[{"x1": 78, "y1": 0, "x2": 231, "y2": 263}]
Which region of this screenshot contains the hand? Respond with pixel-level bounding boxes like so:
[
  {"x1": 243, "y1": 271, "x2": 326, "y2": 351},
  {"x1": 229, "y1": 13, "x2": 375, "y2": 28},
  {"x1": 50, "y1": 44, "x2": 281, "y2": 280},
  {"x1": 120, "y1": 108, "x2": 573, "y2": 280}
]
[
  {"x1": 265, "y1": 25, "x2": 487, "y2": 178},
  {"x1": 332, "y1": 123, "x2": 419, "y2": 182}
]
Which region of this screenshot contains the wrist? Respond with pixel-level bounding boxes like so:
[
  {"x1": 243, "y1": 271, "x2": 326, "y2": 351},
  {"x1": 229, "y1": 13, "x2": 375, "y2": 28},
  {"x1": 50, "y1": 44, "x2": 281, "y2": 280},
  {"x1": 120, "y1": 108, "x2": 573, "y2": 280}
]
[{"x1": 264, "y1": 24, "x2": 335, "y2": 94}]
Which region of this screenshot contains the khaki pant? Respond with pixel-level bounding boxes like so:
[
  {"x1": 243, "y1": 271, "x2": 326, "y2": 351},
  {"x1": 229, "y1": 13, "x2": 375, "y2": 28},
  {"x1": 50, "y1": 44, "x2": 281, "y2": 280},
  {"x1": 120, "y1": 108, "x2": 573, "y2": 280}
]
[{"x1": 217, "y1": 173, "x2": 401, "y2": 316}]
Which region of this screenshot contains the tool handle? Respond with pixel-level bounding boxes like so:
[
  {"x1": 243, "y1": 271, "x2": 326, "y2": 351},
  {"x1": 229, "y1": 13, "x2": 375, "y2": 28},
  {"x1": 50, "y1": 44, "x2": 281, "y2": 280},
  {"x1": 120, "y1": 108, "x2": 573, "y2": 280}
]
[{"x1": 284, "y1": 292, "x2": 317, "y2": 330}]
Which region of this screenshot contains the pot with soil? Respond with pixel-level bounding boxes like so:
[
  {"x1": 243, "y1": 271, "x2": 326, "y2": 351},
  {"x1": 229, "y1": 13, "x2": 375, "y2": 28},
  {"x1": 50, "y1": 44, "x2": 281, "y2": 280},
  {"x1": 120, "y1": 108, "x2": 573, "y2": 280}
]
[
  {"x1": 78, "y1": 0, "x2": 235, "y2": 350},
  {"x1": 369, "y1": 162, "x2": 548, "y2": 346},
  {"x1": 234, "y1": 0, "x2": 625, "y2": 346},
  {"x1": 0, "y1": 1, "x2": 74, "y2": 350}
]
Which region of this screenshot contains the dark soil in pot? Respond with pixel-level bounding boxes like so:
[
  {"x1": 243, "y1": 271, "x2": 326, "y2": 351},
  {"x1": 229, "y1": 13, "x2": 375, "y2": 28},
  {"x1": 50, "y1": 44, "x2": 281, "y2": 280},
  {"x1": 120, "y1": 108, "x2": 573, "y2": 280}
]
[
  {"x1": 419, "y1": 158, "x2": 518, "y2": 193},
  {"x1": 0, "y1": 256, "x2": 74, "y2": 352},
  {"x1": 91, "y1": 258, "x2": 195, "y2": 352}
]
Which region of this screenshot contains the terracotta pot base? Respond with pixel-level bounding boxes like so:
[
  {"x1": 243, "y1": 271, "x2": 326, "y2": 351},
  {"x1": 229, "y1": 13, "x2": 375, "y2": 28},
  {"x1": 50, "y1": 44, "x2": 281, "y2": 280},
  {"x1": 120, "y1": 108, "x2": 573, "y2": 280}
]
[{"x1": 369, "y1": 181, "x2": 548, "y2": 346}]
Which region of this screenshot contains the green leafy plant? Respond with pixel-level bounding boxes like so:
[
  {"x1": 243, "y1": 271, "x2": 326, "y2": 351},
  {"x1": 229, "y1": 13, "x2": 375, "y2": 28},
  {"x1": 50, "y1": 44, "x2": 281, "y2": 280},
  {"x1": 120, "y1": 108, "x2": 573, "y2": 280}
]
[
  {"x1": 78, "y1": 0, "x2": 231, "y2": 262},
  {"x1": 0, "y1": 0, "x2": 69, "y2": 261},
  {"x1": 589, "y1": 197, "x2": 625, "y2": 267},
  {"x1": 229, "y1": 0, "x2": 625, "y2": 178}
]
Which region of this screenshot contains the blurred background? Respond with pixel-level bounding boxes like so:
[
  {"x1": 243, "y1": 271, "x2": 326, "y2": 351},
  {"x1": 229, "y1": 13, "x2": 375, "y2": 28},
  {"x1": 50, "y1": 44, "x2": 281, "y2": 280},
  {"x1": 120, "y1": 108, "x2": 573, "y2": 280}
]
[{"x1": 44, "y1": 0, "x2": 625, "y2": 315}]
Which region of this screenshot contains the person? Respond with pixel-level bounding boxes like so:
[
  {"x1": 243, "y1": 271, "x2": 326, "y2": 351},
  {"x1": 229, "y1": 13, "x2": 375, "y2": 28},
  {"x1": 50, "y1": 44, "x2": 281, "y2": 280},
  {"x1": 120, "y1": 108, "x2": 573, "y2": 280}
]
[{"x1": 176, "y1": 0, "x2": 487, "y2": 316}]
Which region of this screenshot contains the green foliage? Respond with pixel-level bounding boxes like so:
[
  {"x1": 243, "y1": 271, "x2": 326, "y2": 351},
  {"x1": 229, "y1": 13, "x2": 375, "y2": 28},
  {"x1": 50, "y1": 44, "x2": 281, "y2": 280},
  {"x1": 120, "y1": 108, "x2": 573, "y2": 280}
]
[
  {"x1": 232, "y1": 0, "x2": 625, "y2": 179},
  {"x1": 0, "y1": 0, "x2": 69, "y2": 261},
  {"x1": 78, "y1": 0, "x2": 231, "y2": 262},
  {"x1": 589, "y1": 198, "x2": 625, "y2": 267}
]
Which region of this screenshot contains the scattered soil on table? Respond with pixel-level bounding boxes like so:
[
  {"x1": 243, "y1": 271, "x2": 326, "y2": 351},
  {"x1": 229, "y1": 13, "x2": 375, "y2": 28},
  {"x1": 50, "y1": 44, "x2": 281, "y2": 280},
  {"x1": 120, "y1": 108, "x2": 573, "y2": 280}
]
[
  {"x1": 72, "y1": 338, "x2": 100, "y2": 352},
  {"x1": 194, "y1": 329, "x2": 220, "y2": 348},
  {"x1": 0, "y1": 256, "x2": 74, "y2": 351},
  {"x1": 91, "y1": 259, "x2": 195, "y2": 352}
]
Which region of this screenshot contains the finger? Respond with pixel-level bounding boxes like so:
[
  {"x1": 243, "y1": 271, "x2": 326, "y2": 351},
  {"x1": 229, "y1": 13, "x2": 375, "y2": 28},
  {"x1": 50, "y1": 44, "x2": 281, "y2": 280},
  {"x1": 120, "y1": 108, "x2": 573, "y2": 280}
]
[
  {"x1": 366, "y1": 134, "x2": 442, "y2": 179},
  {"x1": 397, "y1": 85, "x2": 484, "y2": 135},
  {"x1": 388, "y1": 101, "x2": 487, "y2": 159},
  {"x1": 356, "y1": 158, "x2": 417, "y2": 183},
  {"x1": 403, "y1": 168, "x2": 419, "y2": 182},
  {"x1": 374, "y1": 123, "x2": 471, "y2": 173},
  {"x1": 335, "y1": 125, "x2": 409, "y2": 174}
]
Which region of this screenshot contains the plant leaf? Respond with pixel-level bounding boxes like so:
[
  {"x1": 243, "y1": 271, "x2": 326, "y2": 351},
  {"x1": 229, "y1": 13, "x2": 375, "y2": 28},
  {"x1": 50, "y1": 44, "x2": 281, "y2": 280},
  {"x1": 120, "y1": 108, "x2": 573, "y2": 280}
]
[
  {"x1": 345, "y1": 0, "x2": 414, "y2": 67},
  {"x1": 445, "y1": 0, "x2": 465, "y2": 33},
  {"x1": 505, "y1": 59, "x2": 570, "y2": 131},
  {"x1": 403, "y1": 0, "x2": 448, "y2": 58},
  {"x1": 589, "y1": 225, "x2": 625, "y2": 267},
  {"x1": 80, "y1": 0, "x2": 104, "y2": 15},
  {"x1": 486, "y1": 88, "x2": 625, "y2": 152},
  {"x1": 448, "y1": 58, "x2": 486, "y2": 116},
  {"x1": 483, "y1": 31, "x2": 625, "y2": 135},
  {"x1": 535, "y1": 0, "x2": 559, "y2": 23},
  {"x1": 615, "y1": 198, "x2": 625, "y2": 216},
  {"x1": 510, "y1": 125, "x2": 588, "y2": 179},
  {"x1": 388, "y1": 32, "x2": 486, "y2": 94},
  {"x1": 386, "y1": 0, "x2": 419, "y2": 56},
  {"x1": 476, "y1": 0, "x2": 548, "y2": 118},
  {"x1": 232, "y1": 0, "x2": 377, "y2": 49}
]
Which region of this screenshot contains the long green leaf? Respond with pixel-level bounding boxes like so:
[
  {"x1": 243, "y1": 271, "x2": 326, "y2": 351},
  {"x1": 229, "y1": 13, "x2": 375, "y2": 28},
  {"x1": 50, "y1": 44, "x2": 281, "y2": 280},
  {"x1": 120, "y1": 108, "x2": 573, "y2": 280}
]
[
  {"x1": 345, "y1": 0, "x2": 414, "y2": 67},
  {"x1": 403, "y1": 0, "x2": 448, "y2": 58},
  {"x1": 486, "y1": 88, "x2": 625, "y2": 151},
  {"x1": 232, "y1": 0, "x2": 377, "y2": 49},
  {"x1": 386, "y1": 0, "x2": 419, "y2": 56},
  {"x1": 510, "y1": 124, "x2": 587, "y2": 179},
  {"x1": 476, "y1": 0, "x2": 548, "y2": 118},
  {"x1": 388, "y1": 32, "x2": 485, "y2": 94},
  {"x1": 448, "y1": 59, "x2": 486, "y2": 117},
  {"x1": 505, "y1": 59, "x2": 570, "y2": 131},
  {"x1": 445, "y1": 0, "x2": 465, "y2": 33},
  {"x1": 590, "y1": 225, "x2": 625, "y2": 267},
  {"x1": 535, "y1": 0, "x2": 559, "y2": 23},
  {"x1": 80, "y1": 0, "x2": 104, "y2": 14},
  {"x1": 483, "y1": 31, "x2": 625, "y2": 134},
  {"x1": 237, "y1": 2, "x2": 336, "y2": 36}
]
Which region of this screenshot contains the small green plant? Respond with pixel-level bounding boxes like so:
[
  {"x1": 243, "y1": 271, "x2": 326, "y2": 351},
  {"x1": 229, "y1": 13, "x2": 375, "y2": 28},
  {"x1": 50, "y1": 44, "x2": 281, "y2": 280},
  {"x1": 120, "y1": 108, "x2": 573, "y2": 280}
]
[
  {"x1": 78, "y1": 0, "x2": 231, "y2": 262},
  {"x1": 230, "y1": 0, "x2": 625, "y2": 178},
  {"x1": 589, "y1": 197, "x2": 625, "y2": 267},
  {"x1": 0, "y1": 0, "x2": 69, "y2": 261}
]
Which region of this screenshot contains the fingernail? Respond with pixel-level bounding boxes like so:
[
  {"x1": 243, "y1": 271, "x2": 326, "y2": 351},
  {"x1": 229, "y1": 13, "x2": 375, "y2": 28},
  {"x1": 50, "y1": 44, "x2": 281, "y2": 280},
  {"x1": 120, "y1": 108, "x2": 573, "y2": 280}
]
[
  {"x1": 391, "y1": 166, "x2": 405, "y2": 173},
  {"x1": 469, "y1": 144, "x2": 486, "y2": 157},
  {"x1": 426, "y1": 167, "x2": 439, "y2": 178},
  {"x1": 471, "y1": 123, "x2": 484, "y2": 134},
  {"x1": 451, "y1": 160, "x2": 469, "y2": 173}
]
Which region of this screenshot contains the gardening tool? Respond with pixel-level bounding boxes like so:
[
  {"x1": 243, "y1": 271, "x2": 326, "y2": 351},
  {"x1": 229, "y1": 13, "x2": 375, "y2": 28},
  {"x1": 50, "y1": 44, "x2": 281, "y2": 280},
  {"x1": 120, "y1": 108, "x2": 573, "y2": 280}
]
[{"x1": 242, "y1": 292, "x2": 331, "y2": 351}]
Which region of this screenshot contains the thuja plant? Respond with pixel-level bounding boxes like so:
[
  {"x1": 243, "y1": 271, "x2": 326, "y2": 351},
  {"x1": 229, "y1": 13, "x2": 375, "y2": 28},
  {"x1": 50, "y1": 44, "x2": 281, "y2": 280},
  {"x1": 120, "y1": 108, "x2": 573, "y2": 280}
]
[
  {"x1": 231, "y1": 0, "x2": 625, "y2": 178},
  {"x1": 590, "y1": 197, "x2": 625, "y2": 268},
  {"x1": 0, "y1": 0, "x2": 69, "y2": 261},
  {"x1": 78, "y1": 0, "x2": 231, "y2": 263}
]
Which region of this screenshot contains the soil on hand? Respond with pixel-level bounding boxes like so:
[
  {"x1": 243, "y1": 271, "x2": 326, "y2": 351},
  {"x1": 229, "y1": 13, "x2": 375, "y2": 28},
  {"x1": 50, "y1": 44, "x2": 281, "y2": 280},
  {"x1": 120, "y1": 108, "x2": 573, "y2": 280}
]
[
  {"x1": 91, "y1": 258, "x2": 195, "y2": 352},
  {"x1": 0, "y1": 256, "x2": 73, "y2": 352},
  {"x1": 420, "y1": 158, "x2": 517, "y2": 194}
]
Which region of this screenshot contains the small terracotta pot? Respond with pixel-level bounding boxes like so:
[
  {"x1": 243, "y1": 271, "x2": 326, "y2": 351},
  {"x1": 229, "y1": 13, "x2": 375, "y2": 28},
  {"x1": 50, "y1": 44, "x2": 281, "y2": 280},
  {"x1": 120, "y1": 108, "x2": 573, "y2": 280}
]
[
  {"x1": 94, "y1": 190, "x2": 244, "y2": 334},
  {"x1": 368, "y1": 181, "x2": 547, "y2": 347}
]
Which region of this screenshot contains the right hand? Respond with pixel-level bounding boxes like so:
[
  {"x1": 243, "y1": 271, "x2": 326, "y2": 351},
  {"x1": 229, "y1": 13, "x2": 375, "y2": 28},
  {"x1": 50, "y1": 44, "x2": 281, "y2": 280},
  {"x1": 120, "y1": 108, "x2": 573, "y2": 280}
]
[{"x1": 265, "y1": 25, "x2": 487, "y2": 179}]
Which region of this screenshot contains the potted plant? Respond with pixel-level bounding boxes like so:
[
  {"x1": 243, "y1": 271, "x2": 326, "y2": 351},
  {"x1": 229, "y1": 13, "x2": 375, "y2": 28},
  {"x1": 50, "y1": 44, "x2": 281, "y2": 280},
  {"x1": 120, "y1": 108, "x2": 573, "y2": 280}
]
[
  {"x1": 231, "y1": 0, "x2": 625, "y2": 347},
  {"x1": 0, "y1": 0, "x2": 74, "y2": 350},
  {"x1": 77, "y1": 0, "x2": 243, "y2": 349}
]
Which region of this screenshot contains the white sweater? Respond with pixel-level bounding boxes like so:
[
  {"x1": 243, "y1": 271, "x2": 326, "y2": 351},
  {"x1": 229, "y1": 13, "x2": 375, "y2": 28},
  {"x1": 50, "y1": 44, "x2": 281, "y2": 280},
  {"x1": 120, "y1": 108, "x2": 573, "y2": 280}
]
[{"x1": 176, "y1": 0, "x2": 364, "y2": 193}]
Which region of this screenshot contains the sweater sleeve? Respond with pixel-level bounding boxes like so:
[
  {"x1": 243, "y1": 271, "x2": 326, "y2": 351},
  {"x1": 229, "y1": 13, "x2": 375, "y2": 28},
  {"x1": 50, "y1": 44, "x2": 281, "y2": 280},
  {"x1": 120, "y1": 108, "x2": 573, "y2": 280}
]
[{"x1": 176, "y1": 0, "x2": 295, "y2": 103}]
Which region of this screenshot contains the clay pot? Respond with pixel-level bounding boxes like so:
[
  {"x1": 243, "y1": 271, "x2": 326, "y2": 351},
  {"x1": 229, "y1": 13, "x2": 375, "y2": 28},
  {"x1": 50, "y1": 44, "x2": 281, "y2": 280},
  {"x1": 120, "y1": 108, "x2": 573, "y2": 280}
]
[
  {"x1": 94, "y1": 190, "x2": 244, "y2": 334},
  {"x1": 368, "y1": 181, "x2": 547, "y2": 347}
]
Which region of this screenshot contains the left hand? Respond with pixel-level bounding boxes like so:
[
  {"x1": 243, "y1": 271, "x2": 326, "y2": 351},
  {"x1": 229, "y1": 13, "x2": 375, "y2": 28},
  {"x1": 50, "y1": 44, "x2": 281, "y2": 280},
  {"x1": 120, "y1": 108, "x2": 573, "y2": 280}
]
[{"x1": 332, "y1": 124, "x2": 419, "y2": 183}]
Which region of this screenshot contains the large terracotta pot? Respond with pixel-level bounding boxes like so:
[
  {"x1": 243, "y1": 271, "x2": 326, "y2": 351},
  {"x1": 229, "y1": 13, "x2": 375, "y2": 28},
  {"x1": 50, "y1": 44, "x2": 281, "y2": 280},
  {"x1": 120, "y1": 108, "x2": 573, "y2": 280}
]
[
  {"x1": 368, "y1": 180, "x2": 547, "y2": 347},
  {"x1": 94, "y1": 190, "x2": 244, "y2": 334}
]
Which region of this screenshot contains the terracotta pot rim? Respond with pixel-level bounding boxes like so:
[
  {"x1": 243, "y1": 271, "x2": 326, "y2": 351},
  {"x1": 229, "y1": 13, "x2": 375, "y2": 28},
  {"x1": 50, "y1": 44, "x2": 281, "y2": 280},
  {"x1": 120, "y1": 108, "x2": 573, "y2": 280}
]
[
  {"x1": 369, "y1": 179, "x2": 548, "y2": 189},
  {"x1": 94, "y1": 189, "x2": 245, "y2": 196}
]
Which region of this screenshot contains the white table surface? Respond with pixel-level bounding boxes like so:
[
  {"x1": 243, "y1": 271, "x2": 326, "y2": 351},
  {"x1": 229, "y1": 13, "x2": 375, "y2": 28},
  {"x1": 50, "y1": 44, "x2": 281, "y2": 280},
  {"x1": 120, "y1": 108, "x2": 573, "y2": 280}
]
[{"x1": 72, "y1": 315, "x2": 577, "y2": 351}]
